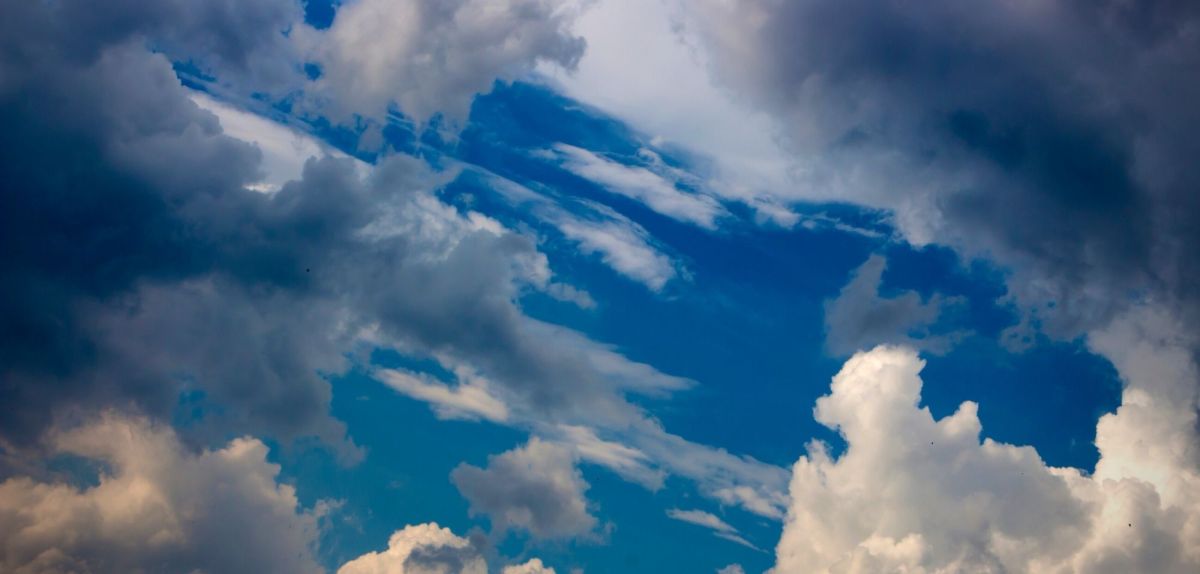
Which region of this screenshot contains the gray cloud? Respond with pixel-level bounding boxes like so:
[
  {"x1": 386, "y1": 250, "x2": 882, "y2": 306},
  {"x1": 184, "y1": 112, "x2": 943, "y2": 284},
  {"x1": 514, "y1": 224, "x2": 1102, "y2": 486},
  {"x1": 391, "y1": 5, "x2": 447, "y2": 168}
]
[
  {"x1": 2, "y1": 0, "x2": 797, "y2": 534},
  {"x1": 824, "y1": 254, "x2": 965, "y2": 356},
  {"x1": 0, "y1": 0, "x2": 664, "y2": 462},
  {"x1": 684, "y1": 0, "x2": 1200, "y2": 338},
  {"x1": 302, "y1": 0, "x2": 586, "y2": 126},
  {"x1": 452, "y1": 439, "x2": 597, "y2": 540}
]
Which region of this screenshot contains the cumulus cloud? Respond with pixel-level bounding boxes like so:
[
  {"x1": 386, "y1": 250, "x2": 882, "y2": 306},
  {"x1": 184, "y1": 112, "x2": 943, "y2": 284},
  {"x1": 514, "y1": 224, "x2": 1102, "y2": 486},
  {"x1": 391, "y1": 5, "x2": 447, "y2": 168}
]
[
  {"x1": 824, "y1": 255, "x2": 966, "y2": 356},
  {"x1": 338, "y1": 523, "x2": 487, "y2": 574},
  {"x1": 501, "y1": 558, "x2": 557, "y2": 574},
  {"x1": 452, "y1": 439, "x2": 597, "y2": 540},
  {"x1": 0, "y1": 413, "x2": 324, "y2": 574},
  {"x1": 339, "y1": 523, "x2": 557, "y2": 574},
  {"x1": 303, "y1": 0, "x2": 586, "y2": 126},
  {"x1": 682, "y1": 0, "x2": 1200, "y2": 339},
  {"x1": 772, "y1": 327, "x2": 1200, "y2": 573}
]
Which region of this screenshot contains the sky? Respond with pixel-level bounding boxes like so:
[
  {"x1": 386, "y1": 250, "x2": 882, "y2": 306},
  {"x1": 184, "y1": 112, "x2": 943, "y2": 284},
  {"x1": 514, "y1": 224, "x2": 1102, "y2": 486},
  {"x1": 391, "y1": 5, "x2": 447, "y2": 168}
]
[{"x1": 0, "y1": 1, "x2": 1198, "y2": 573}]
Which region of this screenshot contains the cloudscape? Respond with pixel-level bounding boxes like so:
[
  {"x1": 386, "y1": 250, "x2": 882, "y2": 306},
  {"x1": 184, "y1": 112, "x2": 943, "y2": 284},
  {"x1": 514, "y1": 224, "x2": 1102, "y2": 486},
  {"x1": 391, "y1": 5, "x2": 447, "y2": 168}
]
[{"x1": 1, "y1": 1, "x2": 1198, "y2": 572}]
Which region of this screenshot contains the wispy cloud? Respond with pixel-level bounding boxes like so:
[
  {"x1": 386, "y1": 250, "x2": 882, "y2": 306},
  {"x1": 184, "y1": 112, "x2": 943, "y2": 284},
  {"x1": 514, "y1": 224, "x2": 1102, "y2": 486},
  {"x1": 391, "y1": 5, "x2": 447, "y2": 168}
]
[
  {"x1": 552, "y1": 143, "x2": 728, "y2": 229},
  {"x1": 667, "y1": 508, "x2": 762, "y2": 551}
]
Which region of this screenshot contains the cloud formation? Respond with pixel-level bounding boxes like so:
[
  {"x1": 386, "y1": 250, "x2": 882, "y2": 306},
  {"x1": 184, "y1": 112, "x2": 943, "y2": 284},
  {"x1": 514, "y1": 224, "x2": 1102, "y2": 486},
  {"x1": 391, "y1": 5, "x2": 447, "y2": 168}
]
[
  {"x1": 552, "y1": 143, "x2": 728, "y2": 229},
  {"x1": 684, "y1": 0, "x2": 1200, "y2": 337},
  {"x1": 339, "y1": 523, "x2": 557, "y2": 574},
  {"x1": 773, "y1": 328, "x2": 1199, "y2": 573},
  {"x1": 0, "y1": 0, "x2": 687, "y2": 462},
  {"x1": 824, "y1": 255, "x2": 965, "y2": 356},
  {"x1": 667, "y1": 508, "x2": 760, "y2": 551},
  {"x1": 452, "y1": 439, "x2": 597, "y2": 540},
  {"x1": 305, "y1": 0, "x2": 586, "y2": 126},
  {"x1": 0, "y1": 414, "x2": 324, "y2": 574}
]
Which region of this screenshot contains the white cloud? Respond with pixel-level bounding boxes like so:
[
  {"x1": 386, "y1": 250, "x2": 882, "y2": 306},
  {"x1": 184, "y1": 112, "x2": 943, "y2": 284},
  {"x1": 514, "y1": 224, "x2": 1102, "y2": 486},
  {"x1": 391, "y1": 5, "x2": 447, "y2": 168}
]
[
  {"x1": 338, "y1": 522, "x2": 485, "y2": 574},
  {"x1": 553, "y1": 143, "x2": 728, "y2": 229},
  {"x1": 339, "y1": 522, "x2": 558, "y2": 574},
  {"x1": 502, "y1": 558, "x2": 557, "y2": 574},
  {"x1": 667, "y1": 508, "x2": 736, "y2": 534},
  {"x1": 536, "y1": 0, "x2": 794, "y2": 221},
  {"x1": 552, "y1": 424, "x2": 664, "y2": 489},
  {"x1": 554, "y1": 205, "x2": 681, "y2": 291},
  {"x1": 379, "y1": 368, "x2": 510, "y2": 423},
  {"x1": 667, "y1": 508, "x2": 761, "y2": 551},
  {"x1": 717, "y1": 564, "x2": 746, "y2": 574},
  {"x1": 0, "y1": 414, "x2": 324, "y2": 574},
  {"x1": 772, "y1": 323, "x2": 1200, "y2": 573},
  {"x1": 303, "y1": 0, "x2": 586, "y2": 127},
  {"x1": 468, "y1": 166, "x2": 683, "y2": 291}
]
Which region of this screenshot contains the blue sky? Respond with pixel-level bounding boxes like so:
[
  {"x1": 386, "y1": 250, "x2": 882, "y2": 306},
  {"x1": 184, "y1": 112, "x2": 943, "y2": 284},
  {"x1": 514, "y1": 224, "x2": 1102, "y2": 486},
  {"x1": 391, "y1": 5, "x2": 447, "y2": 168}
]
[{"x1": 2, "y1": 1, "x2": 1198, "y2": 573}]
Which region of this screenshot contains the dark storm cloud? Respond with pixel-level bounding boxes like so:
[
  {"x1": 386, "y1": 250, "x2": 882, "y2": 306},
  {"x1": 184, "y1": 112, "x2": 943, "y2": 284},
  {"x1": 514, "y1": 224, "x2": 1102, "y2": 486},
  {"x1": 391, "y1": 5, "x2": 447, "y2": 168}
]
[
  {"x1": 687, "y1": 0, "x2": 1200, "y2": 337},
  {"x1": 0, "y1": 0, "x2": 675, "y2": 458}
]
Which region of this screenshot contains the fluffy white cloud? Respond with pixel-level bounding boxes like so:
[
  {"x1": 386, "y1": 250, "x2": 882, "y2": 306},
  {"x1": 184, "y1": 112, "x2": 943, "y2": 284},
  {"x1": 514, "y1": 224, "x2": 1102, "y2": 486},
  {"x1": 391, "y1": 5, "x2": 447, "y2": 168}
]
[
  {"x1": 772, "y1": 315, "x2": 1200, "y2": 573},
  {"x1": 451, "y1": 439, "x2": 597, "y2": 540},
  {"x1": 304, "y1": 0, "x2": 586, "y2": 126},
  {"x1": 338, "y1": 523, "x2": 485, "y2": 574},
  {"x1": 339, "y1": 523, "x2": 556, "y2": 574},
  {"x1": 502, "y1": 558, "x2": 557, "y2": 574},
  {"x1": 0, "y1": 413, "x2": 324, "y2": 574}
]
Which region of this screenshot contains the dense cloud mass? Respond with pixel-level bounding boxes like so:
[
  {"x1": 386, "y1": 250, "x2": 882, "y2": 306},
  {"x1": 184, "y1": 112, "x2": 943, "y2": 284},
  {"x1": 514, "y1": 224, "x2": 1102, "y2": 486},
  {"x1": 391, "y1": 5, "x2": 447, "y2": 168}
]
[
  {"x1": 0, "y1": 0, "x2": 666, "y2": 458},
  {"x1": 774, "y1": 333, "x2": 1199, "y2": 573},
  {"x1": 0, "y1": 414, "x2": 324, "y2": 574},
  {"x1": 685, "y1": 0, "x2": 1200, "y2": 337}
]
